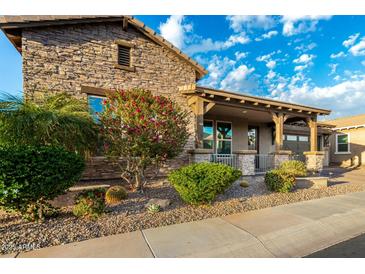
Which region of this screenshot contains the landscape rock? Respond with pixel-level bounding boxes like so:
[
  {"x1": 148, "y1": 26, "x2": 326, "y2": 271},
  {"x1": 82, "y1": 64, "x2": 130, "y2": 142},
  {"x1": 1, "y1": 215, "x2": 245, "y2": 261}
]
[{"x1": 145, "y1": 199, "x2": 171, "y2": 209}]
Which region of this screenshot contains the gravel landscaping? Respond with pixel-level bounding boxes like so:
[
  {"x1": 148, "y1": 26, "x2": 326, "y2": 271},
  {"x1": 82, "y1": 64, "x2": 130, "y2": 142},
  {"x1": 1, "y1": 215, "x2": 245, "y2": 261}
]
[{"x1": 1, "y1": 168, "x2": 365, "y2": 255}]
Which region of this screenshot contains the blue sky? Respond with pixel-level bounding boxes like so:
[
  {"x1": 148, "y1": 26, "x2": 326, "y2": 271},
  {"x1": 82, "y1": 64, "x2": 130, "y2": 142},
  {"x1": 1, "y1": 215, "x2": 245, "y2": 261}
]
[{"x1": 1, "y1": 15, "x2": 365, "y2": 119}]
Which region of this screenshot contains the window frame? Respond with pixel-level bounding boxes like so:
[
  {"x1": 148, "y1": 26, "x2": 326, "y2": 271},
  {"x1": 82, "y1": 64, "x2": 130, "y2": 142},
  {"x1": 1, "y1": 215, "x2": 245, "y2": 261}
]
[
  {"x1": 215, "y1": 120, "x2": 233, "y2": 155},
  {"x1": 114, "y1": 39, "x2": 135, "y2": 72},
  {"x1": 335, "y1": 133, "x2": 351, "y2": 154},
  {"x1": 203, "y1": 119, "x2": 215, "y2": 150}
]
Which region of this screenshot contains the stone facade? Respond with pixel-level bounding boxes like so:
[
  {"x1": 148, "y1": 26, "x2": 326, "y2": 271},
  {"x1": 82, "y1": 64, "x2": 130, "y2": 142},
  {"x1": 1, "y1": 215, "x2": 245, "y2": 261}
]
[
  {"x1": 188, "y1": 149, "x2": 213, "y2": 163},
  {"x1": 22, "y1": 22, "x2": 197, "y2": 149},
  {"x1": 21, "y1": 22, "x2": 199, "y2": 180},
  {"x1": 235, "y1": 151, "x2": 256, "y2": 176},
  {"x1": 271, "y1": 151, "x2": 292, "y2": 168},
  {"x1": 304, "y1": 151, "x2": 325, "y2": 173}
]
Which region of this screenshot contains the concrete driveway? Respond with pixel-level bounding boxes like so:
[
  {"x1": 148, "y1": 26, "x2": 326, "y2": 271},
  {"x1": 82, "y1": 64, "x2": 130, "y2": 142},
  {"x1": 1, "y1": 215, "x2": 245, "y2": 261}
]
[{"x1": 5, "y1": 188, "x2": 365, "y2": 258}]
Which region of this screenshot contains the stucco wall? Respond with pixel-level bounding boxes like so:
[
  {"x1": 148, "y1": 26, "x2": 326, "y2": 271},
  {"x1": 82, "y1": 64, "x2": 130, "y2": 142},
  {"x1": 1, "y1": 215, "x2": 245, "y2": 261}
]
[
  {"x1": 203, "y1": 114, "x2": 275, "y2": 154},
  {"x1": 329, "y1": 128, "x2": 365, "y2": 167}
]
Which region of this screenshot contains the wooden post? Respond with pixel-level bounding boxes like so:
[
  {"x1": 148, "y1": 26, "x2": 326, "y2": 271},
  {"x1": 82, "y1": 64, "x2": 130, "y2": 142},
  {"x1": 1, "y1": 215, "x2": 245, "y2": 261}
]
[
  {"x1": 272, "y1": 112, "x2": 287, "y2": 152},
  {"x1": 195, "y1": 97, "x2": 204, "y2": 148},
  {"x1": 307, "y1": 117, "x2": 318, "y2": 152}
]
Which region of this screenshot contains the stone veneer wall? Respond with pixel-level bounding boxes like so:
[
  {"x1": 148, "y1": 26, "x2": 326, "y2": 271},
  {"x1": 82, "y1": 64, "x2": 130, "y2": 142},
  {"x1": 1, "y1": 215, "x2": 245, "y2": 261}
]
[{"x1": 21, "y1": 22, "x2": 198, "y2": 180}]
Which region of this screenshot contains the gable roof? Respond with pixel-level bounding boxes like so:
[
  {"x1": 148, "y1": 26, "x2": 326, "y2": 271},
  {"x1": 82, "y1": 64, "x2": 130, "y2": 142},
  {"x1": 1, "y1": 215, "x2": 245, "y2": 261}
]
[
  {"x1": 0, "y1": 15, "x2": 207, "y2": 79},
  {"x1": 323, "y1": 113, "x2": 365, "y2": 129}
]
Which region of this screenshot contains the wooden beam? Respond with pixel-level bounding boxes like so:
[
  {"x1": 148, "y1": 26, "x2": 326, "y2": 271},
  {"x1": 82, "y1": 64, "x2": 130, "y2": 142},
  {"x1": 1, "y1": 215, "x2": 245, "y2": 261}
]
[
  {"x1": 240, "y1": 99, "x2": 245, "y2": 103},
  {"x1": 253, "y1": 102, "x2": 259, "y2": 106},
  {"x1": 122, "y1": 17, "x2": 128, "y2": 31},
  {"x1": 209, "y1": 94, "x2": 214, "y2": 98},
  {"x1": 204, "y1": 102, "x2": 215, "y2": 114},
  {"x1": 225, "y1": 97, "x2": 231, "y2": 101}
]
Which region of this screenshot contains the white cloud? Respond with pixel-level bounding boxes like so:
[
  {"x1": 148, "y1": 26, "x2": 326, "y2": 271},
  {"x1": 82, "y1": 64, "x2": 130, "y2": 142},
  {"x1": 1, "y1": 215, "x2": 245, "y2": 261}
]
[
  {"x1": 220, "y1": 65, "x2": 255, "y2": 91},
  {"x1": 185, "y1": 32, "x2": 250, "y2": 55},
  {"x1": 235, "y1": 51, "x2": 249, "y2": 60},
  {"x1": 159, "y1": 15, "x2": 192, "y2": 49},
  {"x1": 266, "y1": 70, "x2": 276, "y2": 80},
  {"x1": 293, "y1": 54, "x2": 315, "y2": 64},
  {"x1": 362, "y1": 60, "x2": 365, "y2": 66},
  {"x1": 266, "y1": 60, "x2": 276, "y2": 69},
  {"x1": 349, "y1": 37, "x2": 365, "y2": 56},
  {"x1": 330, "y1": 51, "x2": 346, "y2": 59},
  {"x1": 198, "y1": 55, "x2": 236, "y2": 88},
  {"x1": 294, "y1": 42, "x2": 317, "y2": 52},
  {"x1": 281, "y1": 15, "x2": 332, "y2": 36},
  {"x1": 329, "y1": 63, "x2": 338, "y2": 76},
  {"x1": 273, "y1": 76, "x2": 365, "y2": 118},
  {"x1": 343, "y1": 33, "x2": 360, "y2": 48},
  {"x1": 226, "y1": 16, "x2": 276, "y2": 32},
  {"x1": 294, "y1": 65, "x2": 308, "y2": 71},
  {"x1": 255, "y1": 30, "x2": 278, "y2": 41}
]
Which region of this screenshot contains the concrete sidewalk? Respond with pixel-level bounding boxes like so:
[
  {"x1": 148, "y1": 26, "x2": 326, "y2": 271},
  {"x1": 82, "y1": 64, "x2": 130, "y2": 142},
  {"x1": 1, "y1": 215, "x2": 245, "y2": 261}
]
[{"x1": 6, "y1": 191, "x2": 365, "y2": 258}]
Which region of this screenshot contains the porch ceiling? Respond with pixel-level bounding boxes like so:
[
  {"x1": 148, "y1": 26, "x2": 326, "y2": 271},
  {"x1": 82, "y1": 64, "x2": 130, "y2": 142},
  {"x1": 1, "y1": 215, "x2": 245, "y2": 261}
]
[{"x1": 205, "y1": 104, "x2": 274, "y2": 123}]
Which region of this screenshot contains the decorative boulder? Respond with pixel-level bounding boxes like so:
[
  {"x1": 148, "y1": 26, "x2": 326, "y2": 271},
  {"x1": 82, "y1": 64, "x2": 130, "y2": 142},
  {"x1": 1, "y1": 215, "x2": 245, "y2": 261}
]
[{"x1": 145, "y1": 198, "x2": 171, "y2": 210}]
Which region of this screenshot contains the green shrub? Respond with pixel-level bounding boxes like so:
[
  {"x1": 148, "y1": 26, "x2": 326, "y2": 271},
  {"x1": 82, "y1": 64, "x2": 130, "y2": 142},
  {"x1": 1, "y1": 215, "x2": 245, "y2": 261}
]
[
  {"x1": 0, "y1": 146, "x2": 85, "y2": 222},
  {"x1": 73, "y1": 188, "x2": 106, "y2": 220},
  {"x1": 147, "y1": 204, "x2": 161, "y2": 213},
  {"x1": 265, "y1": 169, "x2": 296, "y2": 193},
  {"x1": 105, "y1": 186, "x2": 128, "y2": 205},
  {"x1": 279, "y1": 160, "x2": 307, "y2": 177},
  {"x1": 168, "y1": 162, "x2": 242, "y2": 205}
]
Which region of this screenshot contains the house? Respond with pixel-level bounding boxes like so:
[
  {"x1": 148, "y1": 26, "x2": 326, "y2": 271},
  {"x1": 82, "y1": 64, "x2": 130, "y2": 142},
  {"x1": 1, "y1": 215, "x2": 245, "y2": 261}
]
[
  {"x1": 324, "y1": 114, "x2": 365, "y2": 167},
  {"x1": 0, "y1": 15, "x2": 332, "y2": 178}
]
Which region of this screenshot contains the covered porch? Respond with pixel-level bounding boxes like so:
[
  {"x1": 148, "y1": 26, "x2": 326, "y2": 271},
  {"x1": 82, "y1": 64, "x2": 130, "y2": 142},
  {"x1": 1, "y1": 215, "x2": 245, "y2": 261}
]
[{"x1": 180, "y1": 85, "x2": 331, "y2": 175}]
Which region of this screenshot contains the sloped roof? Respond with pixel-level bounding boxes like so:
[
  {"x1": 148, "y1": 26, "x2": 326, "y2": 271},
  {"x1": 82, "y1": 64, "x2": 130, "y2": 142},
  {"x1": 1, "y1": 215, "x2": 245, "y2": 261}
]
[
  {"x1": 323, "y1": 113, "x2": 365, "y2": 128},
  {"x1": 0, "y1": 15, "x2": 207, "y2": 79}
]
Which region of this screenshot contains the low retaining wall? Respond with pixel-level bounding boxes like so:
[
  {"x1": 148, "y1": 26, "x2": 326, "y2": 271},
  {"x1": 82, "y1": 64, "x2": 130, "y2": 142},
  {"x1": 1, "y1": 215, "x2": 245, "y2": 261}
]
[
  {"x1": 81, "y1": 154, "x2": 189, "y2": 181},
  {"x1": 295, "y1": 177, "x2": 329, "y2": 189}
]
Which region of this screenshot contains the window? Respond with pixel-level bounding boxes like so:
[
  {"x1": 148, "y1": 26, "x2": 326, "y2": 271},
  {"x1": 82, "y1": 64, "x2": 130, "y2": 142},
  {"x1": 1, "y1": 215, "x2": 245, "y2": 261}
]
[
  {"x1": 286, "y1": 135, "x2": 297, "y2": 141},
  {"x1": 88, "y1": 95, "x2": 105, "y2": 122},
  {"x1": 216, "y1": 121, "x2": 232, "y2": 154},
  {"x1": 203, "y1": 120, "x2": 214, "y2": 149},
  {"x1": 118, "y1": 44, "x2": 131, "y2": 67},
  {"x1": 336, "y1": 133, "x2": 350, "y2": 153},
  {"x1": 298, "y1": 136, "x2": 309, "y2": 142}
]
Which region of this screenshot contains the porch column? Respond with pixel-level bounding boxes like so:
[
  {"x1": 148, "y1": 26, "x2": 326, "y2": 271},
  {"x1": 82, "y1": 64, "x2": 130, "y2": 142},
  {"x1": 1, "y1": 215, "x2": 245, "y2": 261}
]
[
  {"x1": 304, "y1": 116, "x2": 324, "y2": 173},
  {"x1": 195, "y1": 97, "x2": 204, "y2": 148},
  {"x1": 307, "y1": 117, "x2": 318, "y2": 152},
  {"x1": 272, "y1": 112, "x2": 287, "y2": 152}
]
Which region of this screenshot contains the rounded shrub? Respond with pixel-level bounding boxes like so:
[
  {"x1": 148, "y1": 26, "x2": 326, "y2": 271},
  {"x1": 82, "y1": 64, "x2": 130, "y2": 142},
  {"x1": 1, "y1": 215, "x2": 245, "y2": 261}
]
[
  {"x1": 105, "y1": 186, "x2": 128, "y2": 205},
  {"x1": 0, "y1": 145, "x2": 85, "y2": 222},
  {"x1": 265, "y1": 169, "x2": 295, "y2": 193},
  {"x1": 279, "y1": 160, "x2": 307, "y2": 177},
  {"x1": 73, "y1": 188, "x2": 106, "y2": 220},
  {"x1": 168, "y1": 162, "x2": 242, "y2": 205}
]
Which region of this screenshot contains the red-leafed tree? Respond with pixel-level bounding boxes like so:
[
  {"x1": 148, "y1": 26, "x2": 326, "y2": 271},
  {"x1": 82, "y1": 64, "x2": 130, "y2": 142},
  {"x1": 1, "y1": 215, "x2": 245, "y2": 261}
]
[{"x1": 99, "y1": 89, "x2": 189, "y2": 191}]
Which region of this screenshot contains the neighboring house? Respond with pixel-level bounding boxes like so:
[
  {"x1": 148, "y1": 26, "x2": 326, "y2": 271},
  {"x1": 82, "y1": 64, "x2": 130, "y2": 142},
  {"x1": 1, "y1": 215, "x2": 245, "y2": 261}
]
[
  {"x1": 324, "y1": 114, "x2": 365, "y2": 167},
  {"x1": 0, "y1": 15, "x2": 332, "y2": 178}
]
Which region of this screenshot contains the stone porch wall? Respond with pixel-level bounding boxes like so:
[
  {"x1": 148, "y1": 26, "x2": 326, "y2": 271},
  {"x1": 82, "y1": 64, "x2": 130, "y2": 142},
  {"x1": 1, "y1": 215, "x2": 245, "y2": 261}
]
[{"x1": 82, "y1": 154, "x2": 189, "y2": 181}]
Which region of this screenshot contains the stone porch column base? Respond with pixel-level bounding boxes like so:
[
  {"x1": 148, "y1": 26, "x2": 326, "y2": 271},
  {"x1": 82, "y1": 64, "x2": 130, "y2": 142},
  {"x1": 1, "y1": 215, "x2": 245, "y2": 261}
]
[
  {"x1": 188, "y1": 149, "x2": 213, "y2": 163},
  {"x1": 234, "y1": 150, "x2": 257, "y2": 176},
  {"x1": 303, "y1": 151, "x2": 325, "y2": 173},
  {"x1": 270, "y1": 150, "x2": 292, "y2": 168}
]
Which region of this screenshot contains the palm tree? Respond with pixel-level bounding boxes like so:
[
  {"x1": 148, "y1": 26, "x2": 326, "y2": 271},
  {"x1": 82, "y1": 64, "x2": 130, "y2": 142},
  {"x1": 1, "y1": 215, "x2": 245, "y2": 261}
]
[{"x1": 0, "y1": 92, "x2": 99, "y2": 157}]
